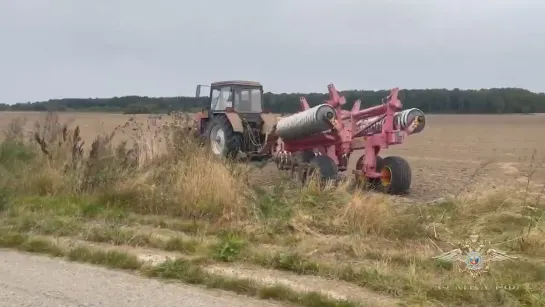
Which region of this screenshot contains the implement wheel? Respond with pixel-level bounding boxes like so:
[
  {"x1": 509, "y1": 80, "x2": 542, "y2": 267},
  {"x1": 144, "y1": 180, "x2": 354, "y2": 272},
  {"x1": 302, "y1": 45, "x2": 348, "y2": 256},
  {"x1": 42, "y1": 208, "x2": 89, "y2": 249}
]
[
  {"x1": 377, "y1": 156, "x2": 411, "y2": 195},
  {"x1": 303, "y1": 155, "x2": 338, "y2": 186},
  {"x1": 290, "y1": 150, "x2": 316, "y2": 185}
]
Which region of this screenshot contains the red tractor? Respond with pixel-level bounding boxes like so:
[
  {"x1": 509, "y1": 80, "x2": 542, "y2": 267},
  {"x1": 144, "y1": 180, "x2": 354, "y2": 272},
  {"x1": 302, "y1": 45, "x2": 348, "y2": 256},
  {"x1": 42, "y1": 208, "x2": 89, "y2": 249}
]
[{"x1": 194, "y1": 80, "x2": 277, "y2": 161}]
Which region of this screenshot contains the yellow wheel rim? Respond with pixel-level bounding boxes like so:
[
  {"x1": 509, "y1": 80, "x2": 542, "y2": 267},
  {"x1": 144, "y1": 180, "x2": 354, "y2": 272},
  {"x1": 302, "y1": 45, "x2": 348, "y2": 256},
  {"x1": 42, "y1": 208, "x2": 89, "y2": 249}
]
[{"x1": 380, "y1": 166, "x2": 392, "y2": 187}]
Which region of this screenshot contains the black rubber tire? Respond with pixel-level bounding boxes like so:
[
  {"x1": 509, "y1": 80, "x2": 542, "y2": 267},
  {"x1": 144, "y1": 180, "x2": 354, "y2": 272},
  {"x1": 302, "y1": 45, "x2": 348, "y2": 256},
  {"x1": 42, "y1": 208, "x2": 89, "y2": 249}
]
[
  {"x1": 299, "y1": 150, "x2": 316, "y2": 163},
  {"x1": 303, "y1": 155, "x2": 338, "y2": 185},
  {"x1": 379, "y1": 156, "x2": 411, "y2": 195},
  {"x1": 204, "y1": 115, "x2": 241, "y2": 159}
]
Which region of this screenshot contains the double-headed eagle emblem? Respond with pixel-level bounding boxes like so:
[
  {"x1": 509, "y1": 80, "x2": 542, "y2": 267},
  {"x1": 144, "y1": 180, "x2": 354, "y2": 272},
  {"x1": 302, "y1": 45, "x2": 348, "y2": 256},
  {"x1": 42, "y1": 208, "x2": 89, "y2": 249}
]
[{"x1": 432, "y1": 232, "x2": 517, "y2": 278}]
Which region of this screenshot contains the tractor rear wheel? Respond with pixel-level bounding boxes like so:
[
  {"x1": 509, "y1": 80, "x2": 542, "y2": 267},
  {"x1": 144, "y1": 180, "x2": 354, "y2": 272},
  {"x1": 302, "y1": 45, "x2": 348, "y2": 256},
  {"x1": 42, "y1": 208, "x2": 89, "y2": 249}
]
[
  {"x1": 376, "y1": 156, "x2": 411, "y2": 195},
  {"x1": 205, "y1": 116, "x2": 241, "y2": 159},
  {"x1": 303, "y1": 155, "x2": 338, "y2": 186}
]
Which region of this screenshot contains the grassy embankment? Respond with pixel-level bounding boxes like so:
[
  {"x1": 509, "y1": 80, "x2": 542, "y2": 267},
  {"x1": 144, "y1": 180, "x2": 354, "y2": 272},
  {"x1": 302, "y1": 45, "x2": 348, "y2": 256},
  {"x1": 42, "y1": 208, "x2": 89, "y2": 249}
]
[{"x1": 0, "y1": 112, "x2": 544, "y2": 307}]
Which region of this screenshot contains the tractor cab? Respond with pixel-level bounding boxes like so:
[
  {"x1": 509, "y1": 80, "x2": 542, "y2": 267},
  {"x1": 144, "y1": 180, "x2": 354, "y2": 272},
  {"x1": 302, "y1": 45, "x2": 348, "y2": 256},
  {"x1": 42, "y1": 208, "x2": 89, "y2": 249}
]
[
  {"x1": 196, "y1": 80, "x2": 263, "y2": 114},
  {"x1": 193, "y1": 80, "x2": 276, "y2": 161}
]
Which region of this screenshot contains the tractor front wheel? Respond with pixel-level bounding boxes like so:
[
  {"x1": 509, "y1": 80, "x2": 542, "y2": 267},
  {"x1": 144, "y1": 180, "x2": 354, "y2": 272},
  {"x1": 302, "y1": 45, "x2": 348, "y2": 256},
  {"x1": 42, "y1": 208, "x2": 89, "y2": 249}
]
[
  {"x1": 376, "y1": 156, "x2": 411, "y2": 195},
  {"x1": 205, "y1": 116, "x2": 241, "y2": 159}
]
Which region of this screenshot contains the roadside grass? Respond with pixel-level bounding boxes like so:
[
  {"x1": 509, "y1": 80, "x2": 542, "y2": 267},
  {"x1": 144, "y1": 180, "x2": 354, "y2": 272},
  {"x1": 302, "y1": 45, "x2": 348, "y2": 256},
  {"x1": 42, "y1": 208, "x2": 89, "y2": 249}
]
[
  {"x1": 0, "y1": 231, "x2": 356, "y2": 307},
  {"x1": 3, "y1": 192, "x2": 544, "y2": 305},
  {"x1": 0, "y1": 112, "x2": 544, "y2": 306}
]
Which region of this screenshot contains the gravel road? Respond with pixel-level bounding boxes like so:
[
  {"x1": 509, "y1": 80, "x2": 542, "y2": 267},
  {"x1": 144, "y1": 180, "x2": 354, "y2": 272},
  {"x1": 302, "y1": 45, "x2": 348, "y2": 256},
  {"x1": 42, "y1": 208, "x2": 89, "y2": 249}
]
[{"x1": 0, "y1": 249, "x2": 282, "y2": 307}]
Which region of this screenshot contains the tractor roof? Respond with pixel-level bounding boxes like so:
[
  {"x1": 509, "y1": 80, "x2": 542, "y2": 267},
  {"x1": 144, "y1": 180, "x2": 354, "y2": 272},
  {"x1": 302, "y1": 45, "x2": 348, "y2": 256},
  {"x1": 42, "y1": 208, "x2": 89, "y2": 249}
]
[{"x1": 211, "y1": 80, "x2": 262, "y2": 87}]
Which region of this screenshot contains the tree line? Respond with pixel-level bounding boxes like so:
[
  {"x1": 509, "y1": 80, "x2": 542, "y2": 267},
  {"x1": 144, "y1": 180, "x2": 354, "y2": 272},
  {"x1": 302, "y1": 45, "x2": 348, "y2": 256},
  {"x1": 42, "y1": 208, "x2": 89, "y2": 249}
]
[{"x1": 1, "y1": 87, "x2": 544, "y2": 114}]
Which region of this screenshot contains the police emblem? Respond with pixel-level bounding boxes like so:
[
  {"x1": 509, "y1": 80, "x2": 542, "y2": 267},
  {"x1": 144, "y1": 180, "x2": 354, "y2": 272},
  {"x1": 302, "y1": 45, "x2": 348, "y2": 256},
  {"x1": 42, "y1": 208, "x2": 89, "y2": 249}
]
[
  {"x1": 465, "y1": 251, "x2": 483, "y2": 271},
  {"x1": 432, "y1": 232, "x2": 517, "y2": 278}
]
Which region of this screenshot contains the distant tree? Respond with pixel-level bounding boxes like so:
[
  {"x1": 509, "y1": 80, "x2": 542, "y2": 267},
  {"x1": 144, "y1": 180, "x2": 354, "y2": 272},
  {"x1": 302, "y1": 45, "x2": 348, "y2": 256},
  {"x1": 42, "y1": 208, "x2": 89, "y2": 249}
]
[{"x1": 5, "y1": 88, "x2": 545, "y2": 114}]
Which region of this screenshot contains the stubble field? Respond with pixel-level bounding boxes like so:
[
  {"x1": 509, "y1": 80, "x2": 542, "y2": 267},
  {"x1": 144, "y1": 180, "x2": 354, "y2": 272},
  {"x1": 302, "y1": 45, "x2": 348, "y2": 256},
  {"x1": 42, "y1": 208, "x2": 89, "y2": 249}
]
[{"x1": 1, "y1": 111, "x2": 543, "y2": 202}]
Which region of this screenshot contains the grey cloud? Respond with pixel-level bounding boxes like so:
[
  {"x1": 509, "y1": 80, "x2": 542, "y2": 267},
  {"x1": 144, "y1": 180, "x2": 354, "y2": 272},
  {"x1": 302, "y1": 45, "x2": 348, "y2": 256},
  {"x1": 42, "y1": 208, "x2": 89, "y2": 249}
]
[{"x1": 0, "y1": 0, "x2": 543, "y2": 103}]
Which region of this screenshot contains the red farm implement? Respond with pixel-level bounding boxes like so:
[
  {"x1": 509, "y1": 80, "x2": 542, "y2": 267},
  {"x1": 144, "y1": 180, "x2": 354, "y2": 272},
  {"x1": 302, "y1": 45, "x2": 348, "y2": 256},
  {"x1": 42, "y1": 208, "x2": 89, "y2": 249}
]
[
  {"x1": 265, "y1": 84, "x2": 425, "y2": 194},
  {"x1": 193, "y1": 81, "x2": 425, "y2": 195}
]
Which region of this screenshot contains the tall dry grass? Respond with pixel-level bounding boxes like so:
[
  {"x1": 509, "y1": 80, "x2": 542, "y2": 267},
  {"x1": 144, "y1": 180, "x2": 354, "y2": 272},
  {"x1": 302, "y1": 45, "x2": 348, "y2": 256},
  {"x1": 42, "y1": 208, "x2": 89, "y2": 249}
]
[{"x1": 0, "y1": 112, "x2": 251, "y2": 222}]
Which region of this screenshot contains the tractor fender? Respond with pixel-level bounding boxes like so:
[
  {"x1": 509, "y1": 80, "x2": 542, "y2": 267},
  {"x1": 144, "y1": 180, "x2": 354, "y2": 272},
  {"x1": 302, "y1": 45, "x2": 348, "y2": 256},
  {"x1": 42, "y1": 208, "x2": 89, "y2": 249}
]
[
  {"x1": 224, "y1": 113, "x2": 244, "y2": 132},
  {"x1": 193, "y1": 111, "x2": 209, "y2": 135},
  {"x1": 260, "y1": 113, "x2": 278, "y2": 134}
]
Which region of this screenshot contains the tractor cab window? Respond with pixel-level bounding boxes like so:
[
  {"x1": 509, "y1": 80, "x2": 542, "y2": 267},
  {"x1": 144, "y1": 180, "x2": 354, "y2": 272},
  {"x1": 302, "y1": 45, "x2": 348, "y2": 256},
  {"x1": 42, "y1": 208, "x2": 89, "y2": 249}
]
[
  {"x1": 211, "y1": 87, "x2": 233, "y2": 111},
  {"x1": 234, "y1": 88, "x2": 262, "y2": 113}
]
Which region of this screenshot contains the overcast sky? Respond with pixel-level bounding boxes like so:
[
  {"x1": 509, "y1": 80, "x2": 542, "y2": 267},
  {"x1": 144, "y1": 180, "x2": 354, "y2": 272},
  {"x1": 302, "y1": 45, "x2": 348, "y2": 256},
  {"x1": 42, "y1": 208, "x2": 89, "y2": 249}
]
[{"x1": 0, "y1": 0, "x2": 544, "y2": 103}]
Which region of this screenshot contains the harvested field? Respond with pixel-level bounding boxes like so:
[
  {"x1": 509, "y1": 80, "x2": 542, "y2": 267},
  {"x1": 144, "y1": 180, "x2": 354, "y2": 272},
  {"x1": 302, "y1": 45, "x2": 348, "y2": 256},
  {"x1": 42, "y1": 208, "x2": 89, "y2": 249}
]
[
  {"x1": 383, "y1": 114, "x2": 545, "y2": 201},
  {"x1": 1, "y1": 111, "x2": 543, "y2": 202}
]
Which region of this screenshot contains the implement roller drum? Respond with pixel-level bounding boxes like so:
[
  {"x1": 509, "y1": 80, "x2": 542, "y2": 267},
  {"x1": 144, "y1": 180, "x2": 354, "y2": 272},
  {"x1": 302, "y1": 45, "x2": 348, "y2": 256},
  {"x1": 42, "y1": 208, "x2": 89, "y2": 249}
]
[
  {"x1": 361, "y1": 108, "x2": 426, "y2": 135},
  {"x1": 276, "y1": 104, "x2": 337, "y2": 140}
]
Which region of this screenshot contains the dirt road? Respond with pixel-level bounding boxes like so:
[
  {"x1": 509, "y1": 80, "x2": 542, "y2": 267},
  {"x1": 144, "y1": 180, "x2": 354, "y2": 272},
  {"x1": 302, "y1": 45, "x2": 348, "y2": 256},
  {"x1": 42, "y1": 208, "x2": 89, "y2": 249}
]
[{"x1": 0, "y1": 249, "x2": 281, "y2": 307}]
